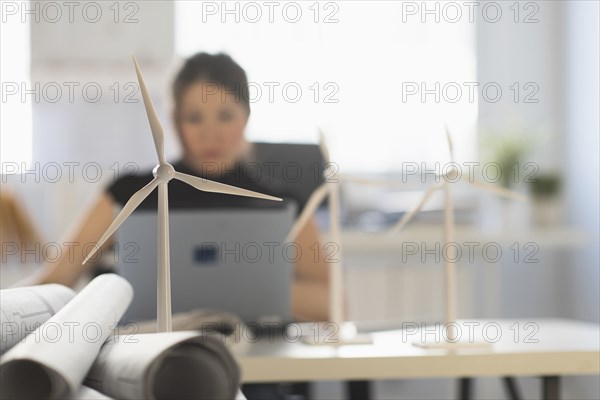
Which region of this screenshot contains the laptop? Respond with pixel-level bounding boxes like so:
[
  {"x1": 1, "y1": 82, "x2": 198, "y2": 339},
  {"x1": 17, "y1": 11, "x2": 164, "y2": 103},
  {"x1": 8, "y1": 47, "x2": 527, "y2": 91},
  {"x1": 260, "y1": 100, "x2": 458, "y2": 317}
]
[{"x1": 115, "y1": 202, "x2": 296, "y2": 325}]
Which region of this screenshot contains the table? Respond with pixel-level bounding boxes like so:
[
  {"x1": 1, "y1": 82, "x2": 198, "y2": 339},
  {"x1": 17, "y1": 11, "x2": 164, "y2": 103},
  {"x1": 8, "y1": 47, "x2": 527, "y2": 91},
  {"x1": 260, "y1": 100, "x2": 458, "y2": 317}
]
[{"x1": 233, "y1": 319, "x2": 600, "y2": 400}]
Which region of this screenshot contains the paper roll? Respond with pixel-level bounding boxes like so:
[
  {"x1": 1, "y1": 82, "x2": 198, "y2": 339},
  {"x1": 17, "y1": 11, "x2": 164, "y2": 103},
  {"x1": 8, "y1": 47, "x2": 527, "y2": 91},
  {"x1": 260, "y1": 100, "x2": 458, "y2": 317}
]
[
  {"x1": 85, "y1": 331, "x2": 240, "y2": 400},
  {"x1": 0, "y1": 274, "x2": 133, "y2": 399}
]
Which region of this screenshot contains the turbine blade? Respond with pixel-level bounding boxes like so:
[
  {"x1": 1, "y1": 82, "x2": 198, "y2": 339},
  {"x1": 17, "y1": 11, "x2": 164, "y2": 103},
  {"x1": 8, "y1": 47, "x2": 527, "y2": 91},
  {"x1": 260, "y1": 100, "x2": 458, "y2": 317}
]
[
  {"x1": 285, "y1": 183, "x2": 330, "y2": 242},
  {"x1": 82, "y1": 178, "x2": 159, "y2": 265},
  {"x1": 464, "y1": 176, "x2": 528, "y2": 202},
  {"x1": 318, "y1": 128, "x2": 330, "y2": 165},
  {"x1": 174, "y1": 171, "x2": 282, "y2": 201},
  {"x1": 388, "y1": 182, "x2": 444, "y2": 234},
  {"x1": 445, "y1": 123, "x2": 455, "y2": 164},
  {"x1": 132, "y1": 54, "x2": 166, "y2": 164}
]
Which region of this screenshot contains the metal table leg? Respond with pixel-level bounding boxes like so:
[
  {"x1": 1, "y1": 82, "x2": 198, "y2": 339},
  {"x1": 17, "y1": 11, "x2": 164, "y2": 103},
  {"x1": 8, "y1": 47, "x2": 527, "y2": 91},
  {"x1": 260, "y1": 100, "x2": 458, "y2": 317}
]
[
  {"x1": 503, "y1": 377, "x2": 522, "y2": 400},
  {"x1": 347, "y1": 380, "x2": 371, "y2": 400},
  {"x1": 542, "y1": 376, "x2": 561, "y2": 400},
  {"x1": 458, "y1": 378, "x2": 473, "y2": 400}
]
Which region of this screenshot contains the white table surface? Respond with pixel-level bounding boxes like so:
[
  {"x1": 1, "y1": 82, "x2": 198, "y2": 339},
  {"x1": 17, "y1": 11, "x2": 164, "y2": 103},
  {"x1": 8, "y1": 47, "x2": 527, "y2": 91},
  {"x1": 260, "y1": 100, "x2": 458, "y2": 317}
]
[{"x1": 232, "y1": 319, "x2": 600, "y2": 383}]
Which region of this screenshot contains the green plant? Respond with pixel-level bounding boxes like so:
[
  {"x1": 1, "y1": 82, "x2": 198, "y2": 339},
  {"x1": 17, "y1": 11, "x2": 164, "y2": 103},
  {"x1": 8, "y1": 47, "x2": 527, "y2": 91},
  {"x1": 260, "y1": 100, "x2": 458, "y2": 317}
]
[
  {"x1": 480, "y1": 132, "x2": 533, "y2": 188},
  {"x1": 529, "y1": 174, "x2": 561, "y2": 198}
]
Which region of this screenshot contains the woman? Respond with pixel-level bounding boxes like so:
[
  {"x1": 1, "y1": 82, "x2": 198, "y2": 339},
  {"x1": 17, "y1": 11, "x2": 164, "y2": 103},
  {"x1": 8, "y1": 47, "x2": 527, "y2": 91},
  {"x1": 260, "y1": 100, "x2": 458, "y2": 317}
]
[{"x1": 37, "y1": 53, "x2": 330, "y2": 322}]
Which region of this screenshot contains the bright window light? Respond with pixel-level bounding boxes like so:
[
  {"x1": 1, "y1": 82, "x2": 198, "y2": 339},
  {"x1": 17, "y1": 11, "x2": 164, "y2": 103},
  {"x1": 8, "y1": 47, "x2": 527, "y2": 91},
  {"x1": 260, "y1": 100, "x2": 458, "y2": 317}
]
[{"x1": 175, "y1": 1, "x2": 477, "y2": 173}]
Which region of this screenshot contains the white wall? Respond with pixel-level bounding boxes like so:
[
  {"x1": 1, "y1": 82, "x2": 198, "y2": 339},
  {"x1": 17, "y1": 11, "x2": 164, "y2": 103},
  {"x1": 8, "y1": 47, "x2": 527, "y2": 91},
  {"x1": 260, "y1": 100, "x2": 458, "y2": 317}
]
[
  {"x1": 564, "y1": 0, "x2": 600, "y2": 325},
  {"x1": 563, "y1": 2, "x2": 600, "y2": 398},
  {"x1": 12, "y1": 2, "x2": 177, "y2": 241}
]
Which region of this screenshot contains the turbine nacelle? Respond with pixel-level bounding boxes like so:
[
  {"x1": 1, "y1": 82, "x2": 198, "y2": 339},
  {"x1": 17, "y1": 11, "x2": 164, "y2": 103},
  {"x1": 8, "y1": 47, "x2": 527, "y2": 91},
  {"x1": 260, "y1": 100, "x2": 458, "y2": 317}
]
[
  {"x1": 153, "y1": 163, "x2": 175, "y2": 182},
  {"x1": 445, "y1": 167, "x2": 460, "y2": 181}
]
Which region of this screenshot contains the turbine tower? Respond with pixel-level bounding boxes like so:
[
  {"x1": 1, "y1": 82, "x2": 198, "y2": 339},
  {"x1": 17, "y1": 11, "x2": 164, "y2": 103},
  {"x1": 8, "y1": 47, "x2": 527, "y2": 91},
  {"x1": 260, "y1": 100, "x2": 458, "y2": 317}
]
[{"x1": 286, "y1": 130, "x2": 401, "y2": 343}]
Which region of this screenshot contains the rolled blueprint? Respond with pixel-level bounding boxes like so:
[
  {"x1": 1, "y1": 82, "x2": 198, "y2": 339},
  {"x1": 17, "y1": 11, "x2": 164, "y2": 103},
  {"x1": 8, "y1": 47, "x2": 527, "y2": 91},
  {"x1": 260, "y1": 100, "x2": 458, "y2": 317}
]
[
  {"x1": 0, "y1": 274, "x2": 133, "y2": 399},
  {"x1": 85, "y1": 331, "x2": 241, "y2": 400},
  {"x1": 1, "y1": 283, "x2": 75, "y2": 354}
]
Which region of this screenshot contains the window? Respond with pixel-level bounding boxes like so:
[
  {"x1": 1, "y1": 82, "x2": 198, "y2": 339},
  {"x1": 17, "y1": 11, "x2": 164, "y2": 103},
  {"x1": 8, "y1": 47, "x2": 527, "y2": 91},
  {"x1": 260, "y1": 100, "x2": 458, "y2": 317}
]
[{"x1": 176, "y1": 1, "x2": 477, "y2": 173}]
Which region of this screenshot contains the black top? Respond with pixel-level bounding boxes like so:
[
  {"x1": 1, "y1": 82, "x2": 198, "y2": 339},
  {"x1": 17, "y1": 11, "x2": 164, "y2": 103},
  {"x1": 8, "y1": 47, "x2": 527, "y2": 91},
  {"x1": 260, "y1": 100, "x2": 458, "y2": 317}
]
[{"x1": 106, "y1": 159, "x2": 304, "y2": 214}]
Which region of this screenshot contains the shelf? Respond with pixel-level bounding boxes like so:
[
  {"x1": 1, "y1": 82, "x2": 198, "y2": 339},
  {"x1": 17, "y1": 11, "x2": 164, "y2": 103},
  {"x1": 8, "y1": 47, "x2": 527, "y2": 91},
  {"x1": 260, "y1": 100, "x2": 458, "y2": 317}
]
[{"x1": 323, "y1": 225, "x2": 590, "y2": 253}]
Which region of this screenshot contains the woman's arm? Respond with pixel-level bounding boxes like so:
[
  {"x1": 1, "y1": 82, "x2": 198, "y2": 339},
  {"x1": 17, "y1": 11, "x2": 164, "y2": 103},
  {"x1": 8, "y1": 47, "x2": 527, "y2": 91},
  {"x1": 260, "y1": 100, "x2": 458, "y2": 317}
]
[
  {"x1": 37, "y1": 193, "x2": 116, "y2": 287},
  {"x1": 291, "y1": 217, "x2": 331, "y2": 321}
]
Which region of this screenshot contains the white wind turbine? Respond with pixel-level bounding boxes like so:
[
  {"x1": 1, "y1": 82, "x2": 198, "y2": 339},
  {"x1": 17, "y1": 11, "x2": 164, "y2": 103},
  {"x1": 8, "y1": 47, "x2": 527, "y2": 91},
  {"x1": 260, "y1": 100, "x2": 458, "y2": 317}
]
[
  {"x1": 83, "y1": 55, "x2": 282, "y2": 333},
  {"x1": 388, "y1": 125, "x2": 526, "y2": 347},
  {"x1": 286, "y1": 131, "x2": 402, "y2": 344}
]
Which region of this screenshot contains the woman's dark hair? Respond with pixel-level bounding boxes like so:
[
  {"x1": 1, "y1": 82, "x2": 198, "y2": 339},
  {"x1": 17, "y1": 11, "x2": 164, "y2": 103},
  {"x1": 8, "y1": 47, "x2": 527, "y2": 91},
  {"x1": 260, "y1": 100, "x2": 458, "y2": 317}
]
[{"x1": 172, "y1": 52, "x2": 250, "y2": 114}]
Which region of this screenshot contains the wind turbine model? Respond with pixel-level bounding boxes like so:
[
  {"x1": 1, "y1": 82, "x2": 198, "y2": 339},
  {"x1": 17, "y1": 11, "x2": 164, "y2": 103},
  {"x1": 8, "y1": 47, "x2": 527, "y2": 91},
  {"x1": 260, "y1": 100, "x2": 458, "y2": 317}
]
[
  {"x1": 388, "y1": 125, "x2": 526, "y2": 348},
  {"x1": 83, "y1": 55, "x2": 282, "y2": 333},
  {"x1": 286, "y1": 131, "x2": 402, "y2": 344}
]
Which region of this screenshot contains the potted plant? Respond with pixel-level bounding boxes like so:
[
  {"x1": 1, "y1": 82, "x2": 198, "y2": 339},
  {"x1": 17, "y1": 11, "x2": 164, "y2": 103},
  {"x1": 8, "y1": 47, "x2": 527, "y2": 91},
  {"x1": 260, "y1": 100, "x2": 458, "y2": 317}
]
[{"x1": 528, "y1": 174, "x2": 562, "y2": 227}]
